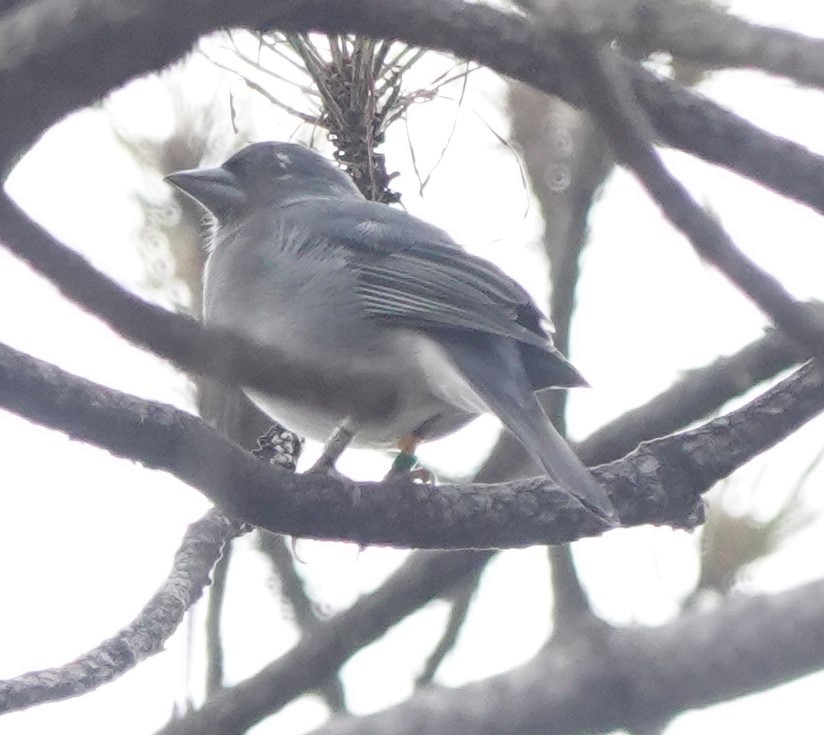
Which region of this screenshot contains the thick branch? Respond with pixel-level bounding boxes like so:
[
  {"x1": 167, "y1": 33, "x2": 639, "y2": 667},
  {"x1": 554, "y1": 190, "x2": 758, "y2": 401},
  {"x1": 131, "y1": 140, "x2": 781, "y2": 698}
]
[
  {"x1": 1, "y1": 339, "x2": 823, "y2": 547},
  {"x1": 3, "y1": 0, "x2": 824, "y2": 219},
  {"x1": 0, "y1": 508, "x2": 240, "y2": 714},
  {"x1": 303, "y1": 575, "x2": 824, "y2": 735},
  {"x1": 0, "y1": 340, "x2": 610, "y2": 547}
]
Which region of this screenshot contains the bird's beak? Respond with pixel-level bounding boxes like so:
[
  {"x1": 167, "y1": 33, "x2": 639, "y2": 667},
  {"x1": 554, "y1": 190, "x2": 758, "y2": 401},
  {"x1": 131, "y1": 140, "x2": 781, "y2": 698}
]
[{"x1": 164, "y1": 166, "x2": 246, "y2": 217}]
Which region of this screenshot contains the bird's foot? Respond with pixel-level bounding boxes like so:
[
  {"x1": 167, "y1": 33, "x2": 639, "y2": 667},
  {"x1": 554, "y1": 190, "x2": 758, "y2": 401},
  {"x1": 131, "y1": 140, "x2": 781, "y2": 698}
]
[{"x1": 384, "y1": 451, "x2": 437, "y2": 484}]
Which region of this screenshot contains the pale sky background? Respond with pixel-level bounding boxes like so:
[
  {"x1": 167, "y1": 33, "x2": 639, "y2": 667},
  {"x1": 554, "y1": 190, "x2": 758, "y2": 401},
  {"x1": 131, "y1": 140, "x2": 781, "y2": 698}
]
[{"x1": 3, "y1": 1, "x2": 824, "y2": 733}]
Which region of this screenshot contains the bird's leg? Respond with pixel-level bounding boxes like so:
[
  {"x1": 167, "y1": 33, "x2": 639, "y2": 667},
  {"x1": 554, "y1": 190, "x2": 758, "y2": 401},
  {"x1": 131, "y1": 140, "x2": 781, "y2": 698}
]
[
  {"x1": 384, "y1": 434, "x2": 436, "y2": 483},
  {"x1": 308, "y1": 423, "x2": 354, "y2": 476},
  {"x1": 390, "y1": 434, "x2": 419, "y2": 476}
]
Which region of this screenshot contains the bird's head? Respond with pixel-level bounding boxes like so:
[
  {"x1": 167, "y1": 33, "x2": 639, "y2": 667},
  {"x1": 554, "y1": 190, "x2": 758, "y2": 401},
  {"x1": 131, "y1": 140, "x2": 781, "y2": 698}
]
[{"x1": 165, "y1": 142, "x2": 362, "y2": 222}]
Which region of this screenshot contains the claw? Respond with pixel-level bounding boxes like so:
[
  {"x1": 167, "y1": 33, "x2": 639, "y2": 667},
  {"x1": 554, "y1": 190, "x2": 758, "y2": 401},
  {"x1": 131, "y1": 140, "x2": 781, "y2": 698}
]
[
  {"x1": 408, "y1": 466, "x2": 437, "y2": 484},
  {"x1": 290, "y1": 536, "x2": 307, "y2": 563}
]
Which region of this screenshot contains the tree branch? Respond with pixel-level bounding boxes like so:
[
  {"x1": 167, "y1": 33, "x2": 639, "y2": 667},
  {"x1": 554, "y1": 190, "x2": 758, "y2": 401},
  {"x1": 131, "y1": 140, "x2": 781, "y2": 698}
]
[
  {"x1": 560, "y1": 37, "x2": 824, "y2": 362},
  {"x1": 415, "y1": 568, "x2": 483, "y2": 688},
  {"x1": 155, "y1": 549, "x2": 495, "y2": 735},
  {"x1": 3, "y1": 0, "x2": 824, "y2": 220},
  {"x1": 204, "y1": 543, "x2": 231, "y2": 696},
  {"x1": 527, "y1": 0, "x2": 824, "y2": 90},
  {"x1": 0, "y1": 508, "x2": 241, "y2": 714},
  {"x1": 577, "y1": 330, "x2": 807, "y2": 466},
  {"x1": 0, "y1": 339, "x2": 607, "y2": 547},
  {"x1": 256, "y1": 531, "x2": 347, "y2": 712},
  {"x1": 301, "y1": 575, "x2": 824, "y2": 735},
  {"x1": 1, "y1": 336, "x2": 823, "y2": 547}
]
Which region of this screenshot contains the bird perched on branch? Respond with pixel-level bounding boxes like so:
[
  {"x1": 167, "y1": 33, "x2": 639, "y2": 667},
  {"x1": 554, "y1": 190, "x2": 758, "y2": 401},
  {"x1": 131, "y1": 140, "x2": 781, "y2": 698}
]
[{"x1": 166, "y1": 142, "x2": 615, "y2": 521}]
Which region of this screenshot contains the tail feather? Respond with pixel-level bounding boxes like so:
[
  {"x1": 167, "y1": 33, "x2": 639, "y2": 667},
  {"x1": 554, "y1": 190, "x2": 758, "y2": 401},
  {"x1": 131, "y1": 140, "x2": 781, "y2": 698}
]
[{"x1": 436, "y1": 332, "x2": 615, "y2": 520}]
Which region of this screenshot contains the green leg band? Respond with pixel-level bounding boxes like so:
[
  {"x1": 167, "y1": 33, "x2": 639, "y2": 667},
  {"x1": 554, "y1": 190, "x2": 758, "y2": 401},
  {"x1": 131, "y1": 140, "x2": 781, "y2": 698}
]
[{"x1": 390, "y1": 451, "x2": 418, "y2": 475}]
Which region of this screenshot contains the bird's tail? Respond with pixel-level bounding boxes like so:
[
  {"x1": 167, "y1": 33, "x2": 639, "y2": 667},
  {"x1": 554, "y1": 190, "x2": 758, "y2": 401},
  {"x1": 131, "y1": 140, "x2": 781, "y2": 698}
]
[
  {"x1": 477, "y1": 378, "x2": 615, "y2": 521},
  {"x1": 440, "y1": 334, "x2": 615, "y2": 521},
  {"x1": 523, "y1": 403, "x2": 615, "y2": 521}
]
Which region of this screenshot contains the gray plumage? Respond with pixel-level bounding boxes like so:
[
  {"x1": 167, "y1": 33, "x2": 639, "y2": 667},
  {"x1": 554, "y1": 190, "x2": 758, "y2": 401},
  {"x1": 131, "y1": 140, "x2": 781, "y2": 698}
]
[{"x1": 166, "y1": 142, "x2": 614, "y2": 519}]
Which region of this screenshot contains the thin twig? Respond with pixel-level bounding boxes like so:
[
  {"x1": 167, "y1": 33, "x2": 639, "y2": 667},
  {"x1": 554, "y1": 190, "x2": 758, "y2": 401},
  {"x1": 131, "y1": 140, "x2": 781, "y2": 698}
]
[
  {"x1": 230, "y1": 46, "x2": 319, "y2": 95},
  {"x1": 415, "y1": 568, "x2": 483, "y2": 687},
  {"x1": 205, "y1": 543, "x2": 231, "y2": 696},
  {"x1": 256, "y1": 532, "x2": 347, "y2": 712},
  {"x1": 412, "y1": 60, "x2": 471, "y2": 196},
  {"x1": 258, "y1": 32, "x2": 312, "y2": 73},
  {"x1": 204, "y1": 53, "x2": 320, "y2": 123}
]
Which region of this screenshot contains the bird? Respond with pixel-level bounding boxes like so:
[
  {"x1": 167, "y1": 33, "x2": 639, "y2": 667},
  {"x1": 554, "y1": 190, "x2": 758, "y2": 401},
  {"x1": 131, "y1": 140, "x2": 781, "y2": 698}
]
[{"x1": 166, "y1": 142, "x2": 615, "y2": 520}]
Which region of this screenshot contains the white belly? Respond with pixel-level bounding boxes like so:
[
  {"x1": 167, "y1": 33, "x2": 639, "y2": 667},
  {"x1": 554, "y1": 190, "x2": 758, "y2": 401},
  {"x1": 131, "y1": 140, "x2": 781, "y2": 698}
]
[{"x1": 245, "y1": 330, "x2": 489, "y2": 447}]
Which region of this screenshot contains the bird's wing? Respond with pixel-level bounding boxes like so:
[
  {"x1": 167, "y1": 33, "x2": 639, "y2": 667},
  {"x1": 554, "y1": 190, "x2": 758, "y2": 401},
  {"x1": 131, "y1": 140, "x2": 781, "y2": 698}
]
[{"x1": 280, "y1": 199, "x2": 553, "y2": 350}]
